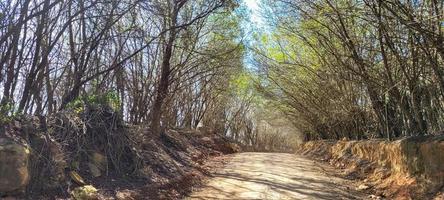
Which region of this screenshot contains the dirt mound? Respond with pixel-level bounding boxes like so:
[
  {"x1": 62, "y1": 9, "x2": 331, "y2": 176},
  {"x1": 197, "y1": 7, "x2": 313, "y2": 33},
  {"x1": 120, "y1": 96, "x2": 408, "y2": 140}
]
[
  {"x1": 0, "y1": 105, "x2": 240, "y2": 199},
  {"x1": 298, "y1": 136, "x2": 444, "y2": 199}
]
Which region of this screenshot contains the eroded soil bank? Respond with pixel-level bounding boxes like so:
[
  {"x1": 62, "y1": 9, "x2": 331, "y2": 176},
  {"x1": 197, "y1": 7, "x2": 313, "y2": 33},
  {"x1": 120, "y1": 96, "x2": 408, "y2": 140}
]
[
  {"x1": 298, "y1": 136, "x2": 444, "y2": 199},
  {"x1": 0, "y1": 107, "x2": 240, "y2": 199}
]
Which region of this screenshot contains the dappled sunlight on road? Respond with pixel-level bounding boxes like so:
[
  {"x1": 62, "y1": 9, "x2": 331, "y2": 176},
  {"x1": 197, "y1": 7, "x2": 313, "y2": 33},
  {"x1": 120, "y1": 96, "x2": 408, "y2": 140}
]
[{"x1": 187, "y1": 153, "x2": 365, "y2": 200}]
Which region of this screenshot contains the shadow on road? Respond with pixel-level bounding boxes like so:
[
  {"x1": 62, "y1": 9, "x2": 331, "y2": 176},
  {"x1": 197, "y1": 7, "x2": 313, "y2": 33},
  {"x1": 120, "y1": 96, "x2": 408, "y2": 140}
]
[{"x1": 187, "y1": 152, "x2": 366, "y2": 200}]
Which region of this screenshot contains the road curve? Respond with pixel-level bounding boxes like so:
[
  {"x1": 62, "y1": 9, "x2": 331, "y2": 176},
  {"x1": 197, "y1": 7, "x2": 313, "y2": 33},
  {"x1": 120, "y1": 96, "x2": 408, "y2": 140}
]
[{"x1": 187, "y1": 152, "x2": 366, "y2": 200}]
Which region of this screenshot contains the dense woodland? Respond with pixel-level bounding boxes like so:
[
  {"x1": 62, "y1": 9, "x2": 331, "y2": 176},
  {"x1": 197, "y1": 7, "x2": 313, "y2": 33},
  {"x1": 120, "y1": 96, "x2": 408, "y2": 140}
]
[
  {"x1": 1, "y1": 0, "x2": 443, "y2": 144},
  {"x1": 0, "y1": 0, "x2": 242, "y2": 126},
  {"x1": 0, "y1": 0, "x2": 295, "y2": 151},
  {"x1": 256, "y1": 0, "x2": 444, "y2": 140}
]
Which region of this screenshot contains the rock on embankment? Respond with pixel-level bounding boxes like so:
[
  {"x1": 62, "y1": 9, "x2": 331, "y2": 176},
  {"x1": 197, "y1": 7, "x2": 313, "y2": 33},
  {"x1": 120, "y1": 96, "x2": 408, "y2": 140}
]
[
  {"x1": 0, "y1": 138, "x2": 30, "y2": 194},
  {"x1": 298, "y1": 136, "x2": 444, "y2": 199}
]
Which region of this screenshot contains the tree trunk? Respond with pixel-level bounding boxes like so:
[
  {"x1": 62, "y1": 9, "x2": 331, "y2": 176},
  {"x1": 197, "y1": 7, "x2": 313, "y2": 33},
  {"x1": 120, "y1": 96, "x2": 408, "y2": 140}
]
[{"x1": 150, "y1": 4, "x2": 180, "y2": 137}]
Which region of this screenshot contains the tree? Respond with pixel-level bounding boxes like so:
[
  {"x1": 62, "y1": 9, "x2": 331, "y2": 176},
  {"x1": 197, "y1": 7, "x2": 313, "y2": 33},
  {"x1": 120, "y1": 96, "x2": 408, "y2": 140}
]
[{"x1": 256, "y1": 0, "x2": 444, "y2": 140}]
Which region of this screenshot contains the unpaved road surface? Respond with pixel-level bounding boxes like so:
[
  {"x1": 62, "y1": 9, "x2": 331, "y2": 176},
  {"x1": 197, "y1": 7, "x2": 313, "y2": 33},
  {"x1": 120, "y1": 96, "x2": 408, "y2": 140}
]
[{"x1": 187, "y1": 152, "x2": 366, "y2": 200}]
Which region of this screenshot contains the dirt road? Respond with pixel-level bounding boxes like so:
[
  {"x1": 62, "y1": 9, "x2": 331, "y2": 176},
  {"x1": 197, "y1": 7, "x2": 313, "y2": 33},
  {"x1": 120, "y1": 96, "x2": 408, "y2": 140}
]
[{"x1": 187, "y1": 152, "x2": 366, "y2": 200}]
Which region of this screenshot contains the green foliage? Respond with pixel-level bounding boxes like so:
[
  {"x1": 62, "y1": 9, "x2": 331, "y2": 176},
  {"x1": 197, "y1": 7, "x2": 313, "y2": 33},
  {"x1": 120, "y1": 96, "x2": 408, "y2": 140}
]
[
  {"x1": 229, "y1": 70, "x2": 274, "y2": 112},
  {"x1": 0, "y1": 101, "x2": 15, "y2": 125},
  {"x1": 67, "y1": 92, "x2": 121, "y2": 113},
  {"x1": 231, "y1": 72, "x2": 250, "y2": 95},
  {"x1": 0, "y1": 101, "x2": 24, "y2": 126}
]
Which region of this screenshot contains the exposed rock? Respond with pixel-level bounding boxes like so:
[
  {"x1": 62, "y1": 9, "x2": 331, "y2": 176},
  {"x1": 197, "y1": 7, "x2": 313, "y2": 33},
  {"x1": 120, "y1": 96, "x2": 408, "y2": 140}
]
[
  {"x1": 434, "y1": 192, "x2": 444, "y2": 200},
  {"x1": 71, "y1": 185, "x2": 98, "y2": 200},
  {"x1": 115, "y1": 190, "x2": 136, "y2": 200},
  {"x1": 90, "y1": 152, "x2": 107, "y2": 171},
  {"x1": 0, "y1": 138, "x2": 30, "y2": 193},
  {"x1": 88, "y1": 163, "x2": 101, "y2": 177},
  {"x1": 200, "y1": 137, "x2": 212, "y2": 145},
  {"x1": 357, "y1": 184, "x2": 370, "y2": 191},
  {"x1": 85, "y1": 151, "x2": 107, "y2": 178},
  {"x1": 368, "y1": 194, "x2": 383, "y2": 199}
]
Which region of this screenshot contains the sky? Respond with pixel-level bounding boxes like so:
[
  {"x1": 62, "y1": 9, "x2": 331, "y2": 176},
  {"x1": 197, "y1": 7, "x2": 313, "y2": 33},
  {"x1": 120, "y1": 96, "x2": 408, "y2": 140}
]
[
  {"x1": 244, "y1": 0, "x2": 264, "y2": 27},
  {"x1": 242, "y1": 0, "x2": 266, "y2": 70}
]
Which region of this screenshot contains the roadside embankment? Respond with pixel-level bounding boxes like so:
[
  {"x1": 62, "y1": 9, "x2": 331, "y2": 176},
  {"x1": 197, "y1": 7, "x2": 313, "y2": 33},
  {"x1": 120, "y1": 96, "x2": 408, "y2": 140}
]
[
  {"x1": 0, "y1": 105, "x2": 241, "y2": 199},
  {"x1": 298, "y1": 136, "x2": 444, "y2": 199}
]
